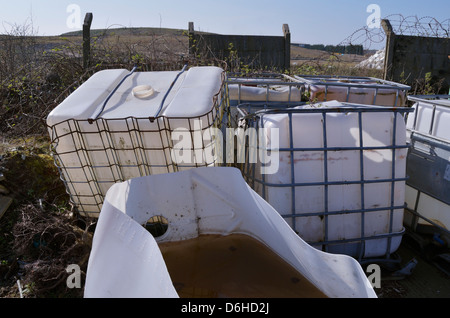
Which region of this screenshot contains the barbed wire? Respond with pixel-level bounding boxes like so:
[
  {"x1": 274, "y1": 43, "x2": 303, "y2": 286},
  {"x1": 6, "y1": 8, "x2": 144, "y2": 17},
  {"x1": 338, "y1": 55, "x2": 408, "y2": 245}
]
[{"x1": 341, "y1": 14, "x2": 449, "y2": 50}]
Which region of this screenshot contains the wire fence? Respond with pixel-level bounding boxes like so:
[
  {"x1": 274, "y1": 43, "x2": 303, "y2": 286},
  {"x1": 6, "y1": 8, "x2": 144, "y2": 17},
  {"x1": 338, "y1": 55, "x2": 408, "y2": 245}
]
[
  {"x1": 341, "y1": 14, "x2": 450, "y2": 50},
  {"x1": 1, "y1": 14, "x2": 448, "y2": 139}
]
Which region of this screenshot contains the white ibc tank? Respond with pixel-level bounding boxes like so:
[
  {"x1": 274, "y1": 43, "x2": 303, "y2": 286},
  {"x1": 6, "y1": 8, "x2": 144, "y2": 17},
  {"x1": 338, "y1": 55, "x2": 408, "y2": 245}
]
[
  {"x1": 295, "y1": 75, "x2": 410, "y2": 107},
  {"x1": 404, "y1": 96, "x2": 450, "y2": 233},
  {"x1": 243, "y1": 101, "x2": 409, "y2": 259},
  {"x1": 47, "y1": 66, "x2": 226, "y2": 216}
]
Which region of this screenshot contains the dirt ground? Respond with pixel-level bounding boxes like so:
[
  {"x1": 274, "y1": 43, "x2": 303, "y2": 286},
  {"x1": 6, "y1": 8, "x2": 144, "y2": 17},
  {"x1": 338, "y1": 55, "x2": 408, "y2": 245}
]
[
  {"x1": 1, "y1": 141, "x2": 449, "y2": 299},
  {"x1": 375, "y1": 232, "x2": 450, "y2": 298}
]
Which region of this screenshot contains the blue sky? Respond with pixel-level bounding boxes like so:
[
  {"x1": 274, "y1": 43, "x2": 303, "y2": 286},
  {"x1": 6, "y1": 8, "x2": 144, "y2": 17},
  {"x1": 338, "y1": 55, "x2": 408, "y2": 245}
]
[{"x1": 1, "y1": 0, "x2": 449, "y2": 48}]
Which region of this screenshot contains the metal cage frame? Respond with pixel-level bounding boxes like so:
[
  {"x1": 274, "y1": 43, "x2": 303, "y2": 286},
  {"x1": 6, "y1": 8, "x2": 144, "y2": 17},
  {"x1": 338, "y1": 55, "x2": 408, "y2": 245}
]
[
  {"x1": 404, "y1": 94, "x2": 450, "y2": 239},
  {"x1": 236, "y1": 101, "x2": 413, "y2": 264}
]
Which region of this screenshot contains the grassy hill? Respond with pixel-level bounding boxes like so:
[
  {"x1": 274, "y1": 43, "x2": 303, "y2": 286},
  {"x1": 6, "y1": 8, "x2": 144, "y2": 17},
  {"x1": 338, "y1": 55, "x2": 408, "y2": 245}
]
[
  {"x1": 61, "y1": 26, "x2": 187, "y2": 37},
  {"x1": 57, "y1": 26, "x2": 368, "y2": 67}
]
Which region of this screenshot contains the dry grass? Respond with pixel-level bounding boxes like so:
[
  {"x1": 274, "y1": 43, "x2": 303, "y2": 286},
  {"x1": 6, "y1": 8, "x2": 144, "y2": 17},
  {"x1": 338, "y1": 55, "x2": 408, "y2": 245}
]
[{"x1": 290, "y1": 45, "x2": 384, "y2": 78}]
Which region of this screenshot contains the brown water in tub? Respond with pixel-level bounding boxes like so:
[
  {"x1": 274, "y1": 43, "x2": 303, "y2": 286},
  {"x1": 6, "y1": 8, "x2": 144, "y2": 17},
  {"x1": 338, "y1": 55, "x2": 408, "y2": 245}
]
[{"x1": 158, "y1": 233, "x2": 328, "y2": 298}]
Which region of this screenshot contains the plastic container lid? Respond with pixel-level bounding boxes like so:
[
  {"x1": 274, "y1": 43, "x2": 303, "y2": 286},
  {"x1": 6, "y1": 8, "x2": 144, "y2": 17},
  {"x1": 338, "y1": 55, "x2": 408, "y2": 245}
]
[{"x1": 47, "y1": 66, "x2": 224, "y2": 126}]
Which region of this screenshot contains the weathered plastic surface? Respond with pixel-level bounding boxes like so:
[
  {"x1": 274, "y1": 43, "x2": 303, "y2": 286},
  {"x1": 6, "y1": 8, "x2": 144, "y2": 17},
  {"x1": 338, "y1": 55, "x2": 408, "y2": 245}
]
[
  {"x1": 405, "y1": 185, "x2": 450, "y2": 231},
  {"x1": 406, "y1": 98, "x2": 450, "y2": 141},
  {"x1": 295, "y1": 76, "x2": 409, "y2": 107},
  {"x1": 84, "y1": 167, "x2": 377, "y2": 298},
  {"x1": 307, "y1": 83, "x2": 407, "y2": 107},
  {"x1": 228, "y1": 84, "x2": 302, "y2": 102},
  {"x1": 47, "y1": 66, "x2": 224, "y2": 124}
]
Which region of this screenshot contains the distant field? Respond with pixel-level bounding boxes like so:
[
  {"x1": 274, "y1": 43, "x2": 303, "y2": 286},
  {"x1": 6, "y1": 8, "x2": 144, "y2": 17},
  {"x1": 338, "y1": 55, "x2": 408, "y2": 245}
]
[
  {"x1": 21, "y1": 27, "x2": 371, "y2": 71},
  {"x1": 291, "y1": 46, "x2": 366, "y2": 63}
]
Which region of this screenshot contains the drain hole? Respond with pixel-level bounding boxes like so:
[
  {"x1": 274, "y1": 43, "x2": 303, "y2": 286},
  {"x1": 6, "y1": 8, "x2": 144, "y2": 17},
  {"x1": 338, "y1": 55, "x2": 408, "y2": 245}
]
[{"x1": 144, "y1": 215, "x2": 168, "y2": 238}]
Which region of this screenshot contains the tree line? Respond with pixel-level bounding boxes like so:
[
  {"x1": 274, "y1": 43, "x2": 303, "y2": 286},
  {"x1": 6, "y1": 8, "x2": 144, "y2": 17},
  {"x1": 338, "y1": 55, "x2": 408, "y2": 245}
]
[{"x1": 295, "y1": 43, "x2": 364, "y2": 55}]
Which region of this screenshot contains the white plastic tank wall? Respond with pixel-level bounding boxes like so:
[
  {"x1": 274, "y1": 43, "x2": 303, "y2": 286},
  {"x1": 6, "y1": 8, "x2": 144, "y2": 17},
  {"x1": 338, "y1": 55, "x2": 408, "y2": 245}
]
[
  {"x1": 404, "y1": 187, "x2": 450, "y2": 232},
  {"x1": 406, "y1": 97, "x2": 450, "y2": 141},
  {"x1": 47, "y1": 66, "x2": 226, "y2": 216},
  {"x1": 404, "y1": 96, "x2": 450, "y2": 233},
  {"x1": 227, "y1": 78, "x2": 303, "y2": 104},
  {"x1": 242, "y1": 101, "x2": 409, "y2": 259},
  {"x1": 294, "y1": 75, "x2": 410, "y2": 107},
  {"x1": 225, "y1": 74, "x2": 304, "y2": 130},
  {"x1": 84, "y1": 167, "x2": 377, "y2": 298}
]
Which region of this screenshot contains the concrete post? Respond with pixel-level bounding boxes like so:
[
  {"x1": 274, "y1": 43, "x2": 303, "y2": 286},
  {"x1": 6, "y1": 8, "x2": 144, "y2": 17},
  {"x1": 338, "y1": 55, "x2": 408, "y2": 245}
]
[
  {"x1": 83, "y1": 13, "x2": 93, "y2": 69},
  {"x1": 381, "y1": 19, "x2": 396, "y2": 81},
  {"x1": 283, "y1": 24, "x2": 291, "y2": 72},
  {"x1": 188, "y1": 22, "x2": 195, "y2": 57}
]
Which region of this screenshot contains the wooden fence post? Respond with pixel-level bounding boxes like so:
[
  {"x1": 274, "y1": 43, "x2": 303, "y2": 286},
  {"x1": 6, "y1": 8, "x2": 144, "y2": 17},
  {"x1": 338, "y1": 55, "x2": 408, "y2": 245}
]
[
  {"x1": 188, "y1": 22, "x2": 195, "y2": 57},
  {"x1": 83, "y1": 13, "x2": 93, "y2": 69}
]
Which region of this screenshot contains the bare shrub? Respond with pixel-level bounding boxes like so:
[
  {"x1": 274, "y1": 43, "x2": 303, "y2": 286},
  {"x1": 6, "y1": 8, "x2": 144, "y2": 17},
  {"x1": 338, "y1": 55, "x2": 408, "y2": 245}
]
[{"x1": 12, "y1": 204, "x2": 94, "y2": 298}]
